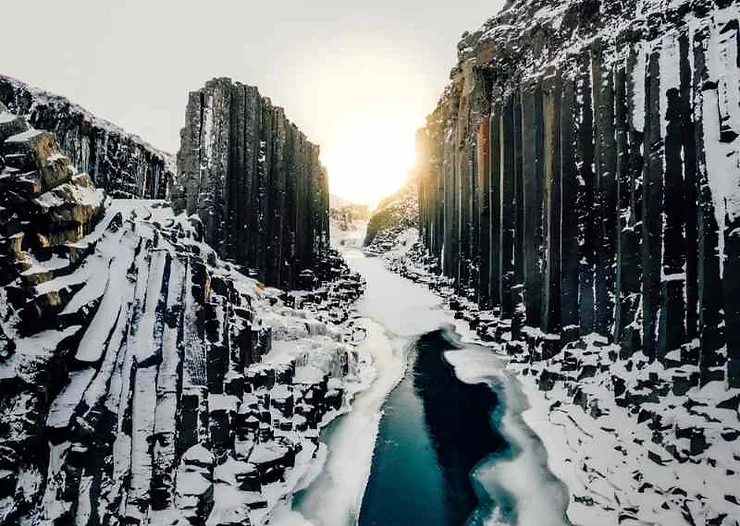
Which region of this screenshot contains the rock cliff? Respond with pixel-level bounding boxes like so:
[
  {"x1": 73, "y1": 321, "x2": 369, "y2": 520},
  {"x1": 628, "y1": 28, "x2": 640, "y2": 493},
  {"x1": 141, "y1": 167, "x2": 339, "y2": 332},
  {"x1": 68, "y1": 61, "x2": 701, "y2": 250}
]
[
  {"x1": 0, "y1": 75, "x2": 174, "y2": 200},
  {"x1": 416, "y1": 0, "x2": 740, "y2": 386},
  {"x1": 176, "y1": 78, "x2": 330, "y2": 289},
  {"x1": 0, "y1": 107, "x2": 365, "y2": 525},
  {"x1": 388, "y1": 0, "x2": 740, "y2": 522}
]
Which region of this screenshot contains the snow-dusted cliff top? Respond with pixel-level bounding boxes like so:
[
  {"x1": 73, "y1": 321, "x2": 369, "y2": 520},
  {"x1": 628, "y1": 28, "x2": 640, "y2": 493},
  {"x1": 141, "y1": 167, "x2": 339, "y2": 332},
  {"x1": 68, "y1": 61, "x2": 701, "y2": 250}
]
[{"x1": 0, "y1": 74, "x2": 175, "y2": 199}]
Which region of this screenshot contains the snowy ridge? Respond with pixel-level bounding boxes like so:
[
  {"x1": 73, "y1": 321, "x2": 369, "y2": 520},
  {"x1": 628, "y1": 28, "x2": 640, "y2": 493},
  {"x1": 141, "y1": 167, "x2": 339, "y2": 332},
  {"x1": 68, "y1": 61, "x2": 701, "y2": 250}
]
[
  {"x1": 0, "y1": 74, "x2": 170, "y2": 162},
  {"x1": 0, "y1": 74, "x2": 175, "y2": 200},
  {"x1": 454, "y1": 0, "x2": 727, "y2": 98}
]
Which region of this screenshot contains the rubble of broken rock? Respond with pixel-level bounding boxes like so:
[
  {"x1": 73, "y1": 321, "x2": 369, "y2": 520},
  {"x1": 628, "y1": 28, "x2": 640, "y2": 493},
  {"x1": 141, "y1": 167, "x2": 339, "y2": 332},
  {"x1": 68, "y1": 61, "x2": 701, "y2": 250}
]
[{"x1": 0, "y1": 107, "x2": 368, "y2": 526}]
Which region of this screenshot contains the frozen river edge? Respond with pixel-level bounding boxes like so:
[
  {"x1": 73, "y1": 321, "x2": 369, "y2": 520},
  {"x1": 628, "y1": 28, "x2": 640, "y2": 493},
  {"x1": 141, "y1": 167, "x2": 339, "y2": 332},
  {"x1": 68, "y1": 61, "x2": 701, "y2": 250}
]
[{"x1": 274, "y1": 227, "x2": 570, "y2": 526}]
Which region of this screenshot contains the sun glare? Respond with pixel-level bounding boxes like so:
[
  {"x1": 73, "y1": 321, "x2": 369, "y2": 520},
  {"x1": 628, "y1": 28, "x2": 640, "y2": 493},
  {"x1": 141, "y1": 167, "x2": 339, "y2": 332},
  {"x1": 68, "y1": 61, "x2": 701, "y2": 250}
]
[
  {"x1": 287, "y1": 44, "x2": 432, "y2": 209},
  {"x1": 322, "y1": 123, "x2": 417, "y2": 209}
]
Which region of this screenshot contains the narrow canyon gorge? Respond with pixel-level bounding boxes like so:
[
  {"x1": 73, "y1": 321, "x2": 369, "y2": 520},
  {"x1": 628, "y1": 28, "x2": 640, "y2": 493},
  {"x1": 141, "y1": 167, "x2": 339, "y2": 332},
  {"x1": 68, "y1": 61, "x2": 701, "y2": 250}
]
[{"x1": 0, "y1": 0, "x2": 739, "y2": 525}]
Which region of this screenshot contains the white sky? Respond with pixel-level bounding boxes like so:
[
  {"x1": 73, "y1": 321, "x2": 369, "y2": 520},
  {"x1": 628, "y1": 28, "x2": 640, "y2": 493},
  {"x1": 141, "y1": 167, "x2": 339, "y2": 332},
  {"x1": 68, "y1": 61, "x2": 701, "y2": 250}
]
[{"x1": 2, "y1": 0, "x2": 505, "y2": 206}]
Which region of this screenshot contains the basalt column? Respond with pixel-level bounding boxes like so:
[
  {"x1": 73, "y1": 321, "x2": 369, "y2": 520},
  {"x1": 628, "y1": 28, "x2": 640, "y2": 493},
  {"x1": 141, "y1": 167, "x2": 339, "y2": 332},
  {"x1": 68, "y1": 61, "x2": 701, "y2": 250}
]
[
  {"x1": 418, "y1": 108, "x2": 447, "y2": 267},
  {"x1": 415, "y1": 0, "x2": 740, "y2": 385},
  {"x1": 177, "y1": 78, "x2": 330, "y2": 288}
]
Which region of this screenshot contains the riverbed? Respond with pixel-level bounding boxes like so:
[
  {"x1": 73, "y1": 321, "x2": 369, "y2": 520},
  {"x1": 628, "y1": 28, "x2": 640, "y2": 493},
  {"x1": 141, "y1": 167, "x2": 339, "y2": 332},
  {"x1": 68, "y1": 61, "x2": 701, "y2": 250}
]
[{"x1": 278, "y1": 234, "x2": 570, "y2": 526}]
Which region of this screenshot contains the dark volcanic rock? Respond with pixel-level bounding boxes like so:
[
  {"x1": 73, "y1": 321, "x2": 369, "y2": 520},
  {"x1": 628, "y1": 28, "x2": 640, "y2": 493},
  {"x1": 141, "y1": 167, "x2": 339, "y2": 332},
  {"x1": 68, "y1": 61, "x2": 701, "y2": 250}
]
[
  {"x1": 415, "y1": 0, "x2": 740, "y2": 385},
  {"x1": 176, "y1": 78, "x2": 331, "y2": 289},
  {"x1": 0, "y1": 110, "x2": 365, "y2": 525},
  {"x1": 380, "y1": 1, "x2": 740, "y2": 523},
  {"x1": 0, "y1": 75, "x2": 174, "y2": 199}
]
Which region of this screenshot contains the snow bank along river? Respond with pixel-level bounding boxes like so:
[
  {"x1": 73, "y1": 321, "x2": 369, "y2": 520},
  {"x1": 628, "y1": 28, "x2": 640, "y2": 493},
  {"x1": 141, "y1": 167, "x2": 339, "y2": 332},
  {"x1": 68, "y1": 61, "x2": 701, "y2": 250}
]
[{"x1": 278, "y1": 239, "x2": 571, "y2": 526}]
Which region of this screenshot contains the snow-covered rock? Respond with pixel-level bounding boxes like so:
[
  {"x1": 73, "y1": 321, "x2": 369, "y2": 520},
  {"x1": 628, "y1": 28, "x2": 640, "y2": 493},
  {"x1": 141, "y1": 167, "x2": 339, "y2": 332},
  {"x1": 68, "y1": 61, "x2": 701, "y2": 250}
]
[
  {"x1": 363, "y1": 180, "x2": 419, "y2": 255},
  {"x1": 417, "y1": 0, "x2": 740, "y2": 385},
  {"x1": 0, "y1": 112, "x2": 366, "y2": 525},
  {"x1": 371, "y1": 0, "x2": 740, "y2": 523},
  {"x1": 0, "y1": 74, "x2": 174, "y2": 200}
]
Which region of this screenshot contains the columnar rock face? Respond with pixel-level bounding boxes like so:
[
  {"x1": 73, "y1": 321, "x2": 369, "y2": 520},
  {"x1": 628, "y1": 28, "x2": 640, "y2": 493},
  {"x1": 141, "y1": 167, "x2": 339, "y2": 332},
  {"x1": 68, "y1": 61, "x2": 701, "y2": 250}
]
[
  {"x1": 0, "y1": 102, "x2": 106, "y2": 281},
  {"x1": 176, "y1": 78, "x2": 330, "y2": 289},
  {"x1": 0, "y1": 75, "x2": 174, "y2": 199},
  {"x1": 0, "y1": 110, "x2": 364, "y2": 525},
  {"x1": 416, "y1": 0, "x2": 740, "y2": 387}
]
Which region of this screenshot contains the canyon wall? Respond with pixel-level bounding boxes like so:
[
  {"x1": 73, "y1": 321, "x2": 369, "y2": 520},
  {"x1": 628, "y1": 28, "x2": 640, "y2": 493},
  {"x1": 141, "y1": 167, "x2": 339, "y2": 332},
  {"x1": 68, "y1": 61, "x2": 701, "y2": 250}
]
[
  {"x1": 417, "y1": 0, "x2": 740, "y2": 387},
  {"x1": 0, "y1": 75, "x2": 174, "y2": 199},
  {"x1": 0, "y1": 106, "x2": 363, "y2": 525},
  {"x1": 176, "y1": 78, "x2": 330, "y2": 289}
]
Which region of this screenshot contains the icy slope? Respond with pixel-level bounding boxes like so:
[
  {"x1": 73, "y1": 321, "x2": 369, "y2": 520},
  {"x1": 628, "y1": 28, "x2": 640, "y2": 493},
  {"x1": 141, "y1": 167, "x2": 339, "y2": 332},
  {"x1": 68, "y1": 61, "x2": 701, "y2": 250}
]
[{"x1": 0, "y1": 108, "x2": 366, "y2": 526}]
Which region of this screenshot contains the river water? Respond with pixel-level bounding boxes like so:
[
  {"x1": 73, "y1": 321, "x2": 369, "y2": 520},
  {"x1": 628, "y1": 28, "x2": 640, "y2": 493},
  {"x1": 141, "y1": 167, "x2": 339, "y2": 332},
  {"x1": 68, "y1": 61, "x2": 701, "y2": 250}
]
[
  {"x1": 358, "y1": 329, "x2": 506, "y2": 526},
  {"x1": 285, "y1": 236, "x2": 570, "y2": 526}
]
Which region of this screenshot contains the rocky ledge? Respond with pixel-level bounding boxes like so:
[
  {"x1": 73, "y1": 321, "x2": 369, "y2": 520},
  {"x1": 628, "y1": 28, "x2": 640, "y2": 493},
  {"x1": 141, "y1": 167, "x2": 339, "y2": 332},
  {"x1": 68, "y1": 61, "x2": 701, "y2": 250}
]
[{"x1": 0, "y1": 75, "x2": 174, "y2": 200}]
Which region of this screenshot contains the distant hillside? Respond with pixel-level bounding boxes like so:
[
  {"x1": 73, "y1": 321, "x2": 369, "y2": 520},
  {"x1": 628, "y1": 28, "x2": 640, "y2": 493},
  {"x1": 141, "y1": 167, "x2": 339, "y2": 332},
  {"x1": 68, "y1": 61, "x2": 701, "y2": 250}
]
[
  {"x1": 363, "y1": 180, "x2": 418, "y2": 250},
  {"x1": 329, "y1": 193, "x2": 371, "y2": 231},
  {"x1": 329, "y1": 193, "x2": 352, "y2": 208}
]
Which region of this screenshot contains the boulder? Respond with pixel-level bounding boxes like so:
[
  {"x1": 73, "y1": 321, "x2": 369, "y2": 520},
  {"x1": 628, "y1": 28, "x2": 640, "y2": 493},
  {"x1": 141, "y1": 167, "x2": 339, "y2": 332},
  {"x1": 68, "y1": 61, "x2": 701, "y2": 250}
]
[
  {"x1": 0, "y1": 110, "x2": 29, "y2": 144},
  {"x1": 3, "y1": 129, "x2": 72, "y2": 192}
]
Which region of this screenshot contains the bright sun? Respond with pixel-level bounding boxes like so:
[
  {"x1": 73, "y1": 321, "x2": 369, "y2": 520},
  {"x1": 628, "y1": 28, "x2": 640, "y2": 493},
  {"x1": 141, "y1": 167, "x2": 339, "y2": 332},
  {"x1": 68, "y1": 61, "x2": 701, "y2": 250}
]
[{"x1": 321, "y1": 120, "x2": 418, "y2": 209}]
